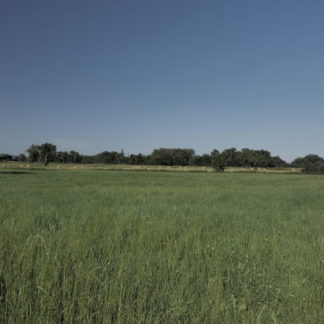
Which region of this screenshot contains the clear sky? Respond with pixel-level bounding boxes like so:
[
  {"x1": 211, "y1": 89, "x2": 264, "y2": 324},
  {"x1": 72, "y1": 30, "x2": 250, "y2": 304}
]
[{"x1": 1, "y1": 0, "x2": 323, "y2": 161}]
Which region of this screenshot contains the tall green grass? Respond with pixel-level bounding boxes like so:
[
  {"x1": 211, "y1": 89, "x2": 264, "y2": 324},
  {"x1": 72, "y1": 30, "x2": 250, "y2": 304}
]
[{"x1": 0, "y1": 170, "x2": 323, "y2": 323}]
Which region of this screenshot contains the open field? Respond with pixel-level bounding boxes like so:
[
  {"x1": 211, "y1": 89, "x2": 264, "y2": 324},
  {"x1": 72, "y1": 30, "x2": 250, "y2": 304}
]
[
  {"x1": 0, "y1": 162, "x2": 302, "y2": 174},
  {"x1": 0, "y1": 169, "x2": 323, "y2": 323}
]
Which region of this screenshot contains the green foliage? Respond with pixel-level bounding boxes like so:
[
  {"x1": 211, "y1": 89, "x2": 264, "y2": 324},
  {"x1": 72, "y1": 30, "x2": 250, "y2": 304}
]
[
  {"x1": 0, "y1": 154, "x2": 13, "y2": 162},
  {"x1": 17, "y1": 154, "x2": 27, "y2": 162},
  {"x1": 26, "y1": 143, "x2": 57, "y2": 166},
  {"x1": 211, "y1": 149, "x2": 225, "y2": 172},
  {"x1": 129, "y1": 153, "x2": 145, "y2": 165},
  {"x1": 26, "y1": 144, "x2": 40, "y2": 162},
  {"x1": 189, "y1": 154, "x2": 211, "y2": 166},
  {"x1": 39, "y1": 143, "x2": 57, "y2": 166},
  {"x1": 151, "y1": 148, "x2": 195, "y2": 166},
  {"x1": 210, "y1": 148, "x2": 288, "y2": 171},
  {"x1": 21, "y1": 143, "x2": 324, "y2": 171},
  {"x1": 1, "y1": 170, "x2": 323, "y2": 322},
  {"x1": 95, "y1": 151, "x2": 124, "y2": 164},
  {"x1": 292, "y1": 154, "x2": 324, "y2": 174},
  {"x1": 68, "y1": 150, "x2": 81, "y2": 163},
  {"x1": 220, "y1": 147, "x2": 240, "y2": 167}
]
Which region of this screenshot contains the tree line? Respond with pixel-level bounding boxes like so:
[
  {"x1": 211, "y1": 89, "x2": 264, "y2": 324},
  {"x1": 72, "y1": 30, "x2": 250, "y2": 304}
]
[{"x1": 0, "y1": 143, "x2": 323, "y2": 173}]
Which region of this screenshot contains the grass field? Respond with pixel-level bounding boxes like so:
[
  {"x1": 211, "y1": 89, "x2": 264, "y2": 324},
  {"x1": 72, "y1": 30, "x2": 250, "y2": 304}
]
[
  {"x1": 0, "y1": 162, "x2": 302, "y2": 174},
  {"x1": 0, "y1": 169, "x2": 323, "y2": 323}
]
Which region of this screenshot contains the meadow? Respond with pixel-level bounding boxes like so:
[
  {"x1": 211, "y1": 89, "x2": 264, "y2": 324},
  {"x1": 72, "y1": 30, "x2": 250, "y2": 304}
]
[
  {"x1": 0, "y1": 162, "x2": 302, "y2": 174},
  {"x1": 0, "y1": 169, "x2": 323, "y2": 323}
]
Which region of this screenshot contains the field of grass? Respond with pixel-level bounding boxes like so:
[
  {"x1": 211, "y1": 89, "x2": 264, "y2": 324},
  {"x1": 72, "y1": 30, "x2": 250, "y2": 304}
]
[
  {"x1": 0, "y1": 169, "x2": 323, "y2": 323},
  {"x1": 0, "y1": 162, "x2": 302, "y2": 174}
]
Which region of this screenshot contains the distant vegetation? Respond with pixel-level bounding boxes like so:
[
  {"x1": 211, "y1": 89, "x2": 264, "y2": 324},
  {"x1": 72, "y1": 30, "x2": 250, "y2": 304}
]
[
  {"x1": 290, "y1": 154, "x2": 324, "y2": 174},
  {"x1": 1, "y1": 143, "x2": 324, "y2": 173}
]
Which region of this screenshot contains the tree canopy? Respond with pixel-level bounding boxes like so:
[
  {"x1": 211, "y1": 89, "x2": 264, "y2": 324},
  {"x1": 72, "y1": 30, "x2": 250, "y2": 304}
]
[
  {"x1": 1, "y1": 143, "x2": 324, "y2": 174},
  {"x1": 26, "y1": 143, "x2": 57, "y2": 166}
]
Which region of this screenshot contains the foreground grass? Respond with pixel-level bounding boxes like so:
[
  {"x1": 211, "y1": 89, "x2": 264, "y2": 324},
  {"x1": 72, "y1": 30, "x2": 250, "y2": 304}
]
[{"x1": 0, "y1": 170, "x2": 323, "y2": 323}]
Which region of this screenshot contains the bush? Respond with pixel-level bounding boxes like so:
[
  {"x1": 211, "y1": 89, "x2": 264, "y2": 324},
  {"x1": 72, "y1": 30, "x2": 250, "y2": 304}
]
[
  {"x1": 302, "y1": 162, "x2": 324, "y2": 174},
  {"x1": 211, "y1": 150, "x2": 225, "y2": 172}
]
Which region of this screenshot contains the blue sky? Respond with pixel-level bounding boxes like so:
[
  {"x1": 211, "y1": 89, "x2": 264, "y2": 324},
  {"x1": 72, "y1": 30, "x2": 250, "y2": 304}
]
[{"x1": 1, "y1": 0, "x2": 323, "y2": 161}]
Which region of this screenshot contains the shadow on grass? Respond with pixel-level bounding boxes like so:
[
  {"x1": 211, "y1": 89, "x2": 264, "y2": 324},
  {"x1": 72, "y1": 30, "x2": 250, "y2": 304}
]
[{"x1": 0, "y1": 171, "x2": 36, "y2": 175}]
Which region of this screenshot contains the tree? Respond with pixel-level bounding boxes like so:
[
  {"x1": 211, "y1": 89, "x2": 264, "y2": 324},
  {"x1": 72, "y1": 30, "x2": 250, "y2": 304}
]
[
  {"x1": 151, "y1": 148, "x2": 195, "y2": 166},
  {"x1": 211, "y1": 149, "x2": 225, "y2": 172},
  {"x1": 221, "y1": 148, "x2": 240, "y2": 167},
  {"x1": 95, "y1": 151, "x2": 123, "y2": 164},
  {"x1": 151, "y1": 149, "x2": 174, "y2": 165},
  {"x1": 0, "y1": 154, "x2": 13, "y2": 162},
  {"x1": 68, "y1": 150, "x2": 81, "y2": 163},
  {"x1": 291, "y1": 154, "x2": 324, "y2": 174},
  {"x1": 17, "y1": 154, "x2": 27, "y2": 162},
  {"x1": 80, "y1": 155, "x2": 95, "y2": 164},
  {"x1": 173, "y1": 149, "x2": 195, "y2": 166},
  {"x1": 234, "y1": 148, "x2": 279, "y2": 168},
  {"x1": 26, "y1": 143, "x2": 57, "y2": 166},
  {"x1": 39, "y1": 143, "x2": 57, "y2": 166},
  {"x1": 26, "y1": 144, "x2": 40, "y2": 162},
  {"x1": 129, "y1": 153, "x2": 145, "y2": 165},
  {"x1": 271, "y1": 156, "x2": 287, "y2": 168},
  {"x1": 56, "y1": 151, "x2": 69, "y2": 163},
  {"x1": 189, "y1": 154, "x2": 211, "y2": 166},
  {"x1": 137, "y1": 153, "x2": 145, "y2": 165}
]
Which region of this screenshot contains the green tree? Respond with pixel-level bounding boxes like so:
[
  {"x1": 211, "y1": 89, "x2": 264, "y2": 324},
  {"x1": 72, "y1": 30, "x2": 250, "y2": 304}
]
[
  {"x1": 17, "y1": 154, "x2": 27, "y2": 162},
  {"x1": 151, "y1": 148, "x2": 195, "y2": 166},
  {"x1": 26, "y1": 143, "x2": 57, "y2": 166},
  {"x1": 39, "y1": 143, "x2": 57, "y2": 166},
  {"x1": 56, "y1": 151, "x2": 69, "y2": 163},
  {"x1": 0, "y1": 154, "x2": 13, "y2": 162},
  {"x1": 211, "y1": 149, "x2": 225, "y2": 172},
  {"x1": 189, "y1": 154, "x2": 211, "y2": 166},
  {"x1": 26, "y1": 144, "x2": 40, "y2": 162},
  {"x1": 271, "y1": 156, "x2": 287, "y2": 167},
  {"x1": 221, "y1": 148, "x2": 240, "y2": 167},
  {"x1": 68, "y1": 151, "x2": 81, "y2": 163},
  {"x1": 291, "y1": 154, "x2": 324, "y2": 174}
]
